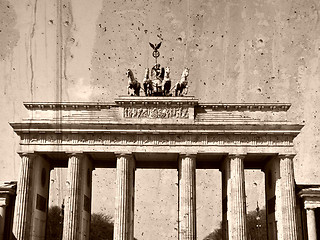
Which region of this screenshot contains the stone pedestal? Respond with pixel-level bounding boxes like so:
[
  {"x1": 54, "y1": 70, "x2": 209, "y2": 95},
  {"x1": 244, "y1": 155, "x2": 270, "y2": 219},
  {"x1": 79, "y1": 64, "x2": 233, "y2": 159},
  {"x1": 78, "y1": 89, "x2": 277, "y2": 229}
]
[
  {"x1": 63, "y1": 153, "x2": 93, "y2": 240},
  {"x1": 222, "y1": 154, "x2": 247, "y2": 240},
  {"x1": 13, "y1": 154, "x2": 34, "y2": 240},
  {"x1": 279, "y1": 155, "x2": 298, "y2": 240},
  {"x1": 114, "y1": 154, "x2": 135, "y2": 240},
  {"x1": 178, "y1": 154, "x2": 196, "y2": 240},
  {"x1": 306, "y1": 208, "x2": 317, "y2": 240}
]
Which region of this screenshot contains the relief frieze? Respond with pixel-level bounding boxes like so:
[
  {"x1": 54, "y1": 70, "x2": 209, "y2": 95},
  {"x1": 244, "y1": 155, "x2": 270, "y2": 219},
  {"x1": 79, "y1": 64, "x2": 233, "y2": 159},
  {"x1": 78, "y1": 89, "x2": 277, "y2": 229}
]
[
  {"x1": 123, "y1": 107, "x2": 189, "y2": 119},
  {"x1": 20, "y1": 133, "x2": 294, "y2": 147}
]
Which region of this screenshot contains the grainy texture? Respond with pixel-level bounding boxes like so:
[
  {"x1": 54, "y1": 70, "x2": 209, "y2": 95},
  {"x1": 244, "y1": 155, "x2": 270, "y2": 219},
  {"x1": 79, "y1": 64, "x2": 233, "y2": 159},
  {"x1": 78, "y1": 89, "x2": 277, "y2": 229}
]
[{"x1": 1, "y1": 0, "x2": 320, "y2": 239}]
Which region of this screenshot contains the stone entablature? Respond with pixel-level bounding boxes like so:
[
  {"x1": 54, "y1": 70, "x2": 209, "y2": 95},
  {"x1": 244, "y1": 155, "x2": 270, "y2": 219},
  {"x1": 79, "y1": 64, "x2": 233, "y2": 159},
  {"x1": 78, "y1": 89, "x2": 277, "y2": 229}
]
[
  {"x1": 299, "y1": 187, "x2": 320, "y2": 209},
  {"x1": 11, "y1": 97, "x2": 301, "y2": 155},
  {"x1": 22, "y1": 96, "x2": 292, "y2": 123}
]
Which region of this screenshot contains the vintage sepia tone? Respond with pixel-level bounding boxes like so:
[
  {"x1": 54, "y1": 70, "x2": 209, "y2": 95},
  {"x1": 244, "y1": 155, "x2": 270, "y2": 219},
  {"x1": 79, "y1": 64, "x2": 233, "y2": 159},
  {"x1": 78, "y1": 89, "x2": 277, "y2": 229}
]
[{"x1": 1, "y1": 0, "x2": 320, "y2": 240}]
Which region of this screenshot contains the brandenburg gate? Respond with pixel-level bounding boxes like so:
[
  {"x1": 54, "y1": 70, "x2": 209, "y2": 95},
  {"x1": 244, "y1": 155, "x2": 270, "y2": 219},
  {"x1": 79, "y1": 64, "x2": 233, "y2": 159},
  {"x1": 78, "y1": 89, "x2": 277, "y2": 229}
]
[{"x1": 10, "y1": 96, "x2": 302, "y2": 240}]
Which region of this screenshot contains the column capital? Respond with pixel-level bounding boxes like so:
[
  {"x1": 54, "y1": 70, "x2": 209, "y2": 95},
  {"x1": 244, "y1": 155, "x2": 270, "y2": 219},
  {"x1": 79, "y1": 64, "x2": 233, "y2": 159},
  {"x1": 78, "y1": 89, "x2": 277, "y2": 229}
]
[
  {"x1": 227, "y1": 154, "x2": 246, "y2": 160},
  {"x1": 67, "y1": 152, "x2": 84, "y2": 157},
  {"x1": 305, "y1": 206, "x2": 317, "y2": 210},
  {"x1": 18, "y1": 152, "x2": 37, "y2": 158},
  {"x1": 304, "y1": 202, "x2": 319, "y2": 210},
  {"x1": 179, "y1": 153, "x2": 197, "y2": 159},
  {"x1": 115, "y1": 152, "x2": 133, "y2": 156},
  {"x1": 278, "y1": 154, "x2": 295, "y2": 159},
  {"x1": 0, "y1": 197, "x2": 8, "y2": 207},
  {"x1": 114, "y1": 152, "x2": 134, "y2": 160}
]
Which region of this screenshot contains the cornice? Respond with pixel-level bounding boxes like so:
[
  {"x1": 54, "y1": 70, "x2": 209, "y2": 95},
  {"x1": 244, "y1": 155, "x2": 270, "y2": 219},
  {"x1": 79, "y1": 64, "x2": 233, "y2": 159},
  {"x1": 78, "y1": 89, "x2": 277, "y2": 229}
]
[
  {"x1": 23, "y1": 101, "x2": 291, "y2": 112},
  {"x1": 115, "y1": 96, "x2": 198, "y2": 106},
  {"x1": 298, "y1": 188, "x2": 320, "y2": 198},
  {"x1": 24, "y1": 102, "x2": 117, "y2": 110},
  {"x1": 9, "y1": 122, "x2": 302, "y2": 135},
  {"x1": 0, "y1": 181, "x2": 17, "y2": 195},
  {"x1": 197, "y1": 103, "x2": 291, "y2": 111}
]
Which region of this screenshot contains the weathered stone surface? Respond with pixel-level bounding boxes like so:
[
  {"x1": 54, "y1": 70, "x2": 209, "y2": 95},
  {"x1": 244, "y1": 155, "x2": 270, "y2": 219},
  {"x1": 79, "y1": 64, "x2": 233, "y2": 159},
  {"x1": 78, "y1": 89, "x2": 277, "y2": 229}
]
[
  {"x1": 178, "y1": 154, "x2": 196, "y2": 240},
  {"x1": 222, "y1": 155, "x2": 247, "y2": 240},
  {"x1": 12, "y1": 154, "x2": 34, "y2": 240},
  {"x1": 114, "y1": 154, "x2": 135, "y2": 240},
  {"x1": 63, "y1": 154, "x2": 92, "y2": 240}
]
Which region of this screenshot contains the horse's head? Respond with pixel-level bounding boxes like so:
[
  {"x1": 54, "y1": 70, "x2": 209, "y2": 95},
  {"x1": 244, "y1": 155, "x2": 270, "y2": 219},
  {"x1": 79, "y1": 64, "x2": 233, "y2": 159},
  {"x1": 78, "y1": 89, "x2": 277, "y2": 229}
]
[
  {"x1": 126, "y1": 69, "x2": 130, "y2": 77},
  {"x1": 126, "y1": 69, "x2": 134, "y2": 82},
  {"x1": 165, "y1": 67, "x2": 170, "y2": 77},
  {"x1": 144, "y1": 68, "x2": 149, "y2": 78},
  {"x1": 182, "y1": 68, "x2": 189, "y2": 77}
]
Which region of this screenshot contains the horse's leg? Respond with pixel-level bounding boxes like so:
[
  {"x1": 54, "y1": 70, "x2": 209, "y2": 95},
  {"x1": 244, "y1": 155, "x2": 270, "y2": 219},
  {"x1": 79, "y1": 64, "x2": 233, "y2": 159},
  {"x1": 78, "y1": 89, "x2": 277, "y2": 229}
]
[
  {"x1": 143, "y1": 83, "x2": 148, "y2": 96},
  {"x1": 150, "y1": 84, "x2": 153, "y2": 96},
  {"x1": 175, "y1": 84, "x2": 179, "y2": 96},
  {"x1": 167, "y1": 82, "x2": 171, "y2": 96},
  {"x1": 137, "y1": 84, "x2": 141, "y2": 96}
]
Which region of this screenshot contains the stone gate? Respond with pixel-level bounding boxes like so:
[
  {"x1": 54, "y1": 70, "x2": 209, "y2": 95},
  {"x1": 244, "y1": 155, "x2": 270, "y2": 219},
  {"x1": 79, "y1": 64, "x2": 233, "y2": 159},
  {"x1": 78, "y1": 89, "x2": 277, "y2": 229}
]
[{"x1": 10, "y1": 96, "x2": 302, "y2": 240}]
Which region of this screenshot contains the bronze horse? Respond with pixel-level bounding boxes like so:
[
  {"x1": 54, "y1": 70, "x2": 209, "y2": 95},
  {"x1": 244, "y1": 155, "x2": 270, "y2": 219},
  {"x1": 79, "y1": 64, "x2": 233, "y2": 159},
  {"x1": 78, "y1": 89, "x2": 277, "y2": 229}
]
[
  {"x1": 143, "y1": 68, "x2": 153, "y2": 96},
  {"x1": 126, "y1": 69, "x2": 141, "y2": 96},
  {"x1": 175, "y1": 68, "x2": 189, "y2": 96},
  {"x1": 162, "y1": 67, "x2": 171, "y2": 96}
]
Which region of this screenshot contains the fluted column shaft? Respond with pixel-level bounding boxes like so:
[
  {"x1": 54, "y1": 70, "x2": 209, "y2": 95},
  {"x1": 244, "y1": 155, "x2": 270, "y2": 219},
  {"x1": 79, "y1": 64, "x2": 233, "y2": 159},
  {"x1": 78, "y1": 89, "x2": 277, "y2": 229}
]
[
  {"x1": 225, "y1": 155, "x2": 247, "y2": 240},
  {"x1": 306, "y1": 208, "x2": 317, "y2": 240},
  {"x1": 178, "y1": 154, "x2": 196, "y2": 240},
  {"x1": 0, "y1": 198, "x2": 7, "y2": 240},
  {"x1": 13, "y1": 154, "x2": 34, "y2": 240},
  {"x1": 114, "y1": 154, "x2": 135, "y2": 240},
  {"x1": 63, "y1": 154, "x2": 82, "y2": 240},
  {"x1": 279, "y1": 155, "x2": 298, "y2": 240}
]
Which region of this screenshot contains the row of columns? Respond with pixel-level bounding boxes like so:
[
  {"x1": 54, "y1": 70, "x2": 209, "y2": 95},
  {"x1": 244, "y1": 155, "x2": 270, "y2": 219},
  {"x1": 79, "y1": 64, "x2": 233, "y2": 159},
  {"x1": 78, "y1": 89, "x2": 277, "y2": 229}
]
[{"x1": 12, "y1": 153, "x2": 299, "y2": 240}]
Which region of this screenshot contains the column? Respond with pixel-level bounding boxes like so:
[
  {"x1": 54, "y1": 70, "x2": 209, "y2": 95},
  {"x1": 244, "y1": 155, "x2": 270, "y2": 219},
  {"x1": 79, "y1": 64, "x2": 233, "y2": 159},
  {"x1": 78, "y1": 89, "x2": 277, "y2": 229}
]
[
  {"x1": 81, "y1": 159, "x2": 93, "y2": 240},
  {"x1": 12, "y1": 153, "x2": 34, "y2": 240},
  {"x1": 63, "y1": 154, "x2": 83, "y2": 240},
  {"x1": 0, "y1": 197, "x2": 7, "y2": 240},
  {"x1": 222, "y1": 154, "x2": 247, "y2": 240},
  {"x1": 306, "y1": 208, "x2": 317, "y2": 240},
  {"x1": 264, "y1": 158, "x2": 279, "y2": 240},
  {"x1": 178, "y1": 154, "x2": 196, "y2": 240},
  {"x1": 114, "y1": 153, "x2": 135, "y2": 240},
  {"x1": 279, "y1": 154, "x2": 298, "y2": 240}
]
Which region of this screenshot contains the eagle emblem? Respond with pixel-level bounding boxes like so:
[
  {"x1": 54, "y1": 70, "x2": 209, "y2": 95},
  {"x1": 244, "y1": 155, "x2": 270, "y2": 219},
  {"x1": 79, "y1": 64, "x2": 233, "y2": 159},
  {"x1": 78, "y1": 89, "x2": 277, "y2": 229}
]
[{"x1": 149, "y1": 42, "x2": 162, "y2": 51}]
